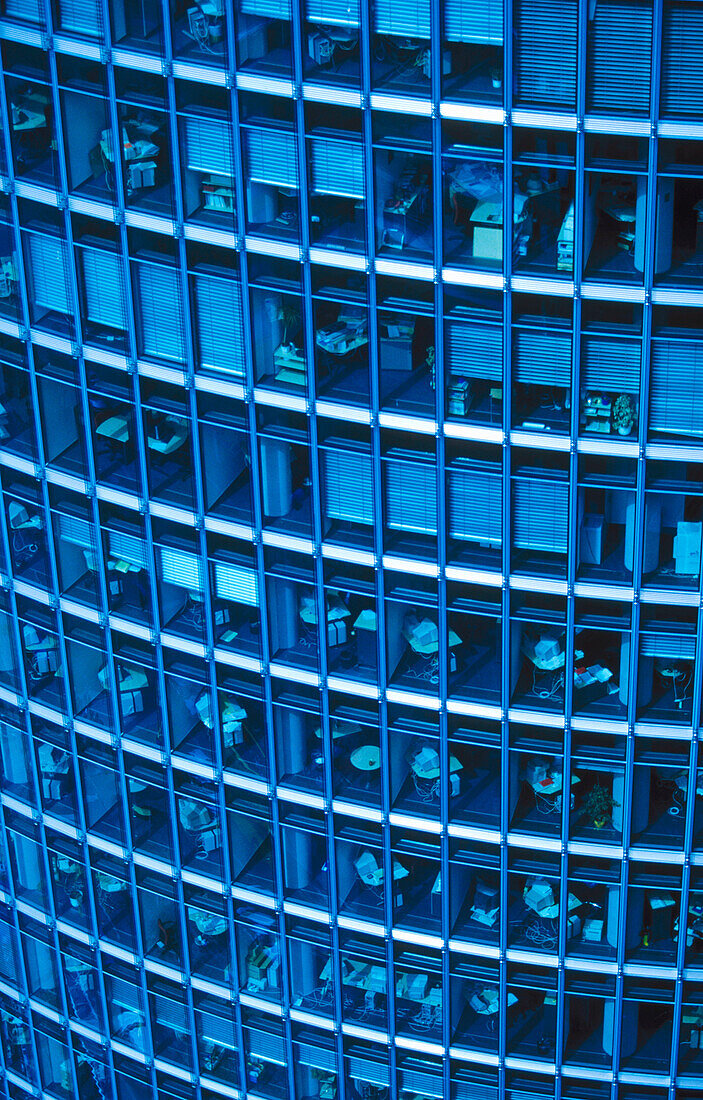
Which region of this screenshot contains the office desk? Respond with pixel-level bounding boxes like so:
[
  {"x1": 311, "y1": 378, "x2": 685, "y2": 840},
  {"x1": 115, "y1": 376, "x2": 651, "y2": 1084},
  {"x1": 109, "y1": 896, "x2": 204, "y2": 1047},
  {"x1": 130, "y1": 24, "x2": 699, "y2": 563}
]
[
  {"x1": 147, "y1": 417, "x2": 188, "y2": 454},
  {"x1": 470, "y1": 988, "x2": 518, "y2": 1015},
  {"x1": 12, "y1": 104, "x2": 46, "y2": 132},
  {"x1": 96, "y1": 414, "x2": 130, "y2": 443}
]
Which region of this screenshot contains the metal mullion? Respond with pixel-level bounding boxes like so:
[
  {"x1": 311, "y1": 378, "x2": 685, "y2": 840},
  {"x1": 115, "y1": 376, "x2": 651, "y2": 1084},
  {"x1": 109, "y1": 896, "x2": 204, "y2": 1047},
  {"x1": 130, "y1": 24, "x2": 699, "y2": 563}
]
[
  {"x1": 221, "y1": 56, "x2": 278, "y2": 1097},
  {"x1": 555, "y1": 0, "x2": 587, "y2": 1058},
  {"x1": 30, "y1": 36, "x2": 134, "y2": 1086},
  {"x1": 604, "y1": 0, "x2": 663, "y2": 1086},
  {"x1": 224, "y1": 97, "x2": 293, "y2": 1100},
  {"x1": 285, "y1": 5, "x2": 337, "y2": 1087},
  {"x1": 498, "y1": 56, "x2": 512, "y2": 1080},
  {"x1": 358, "y1": 0, "x2": 396, "y2": 1064},
  {"x1": 429, "y1": 0, "x2": 451, "y2": 1069},
  {"x1": 0, "y1": 818, "x2": 44, "y2": 1093},
  {"x1": 0, "y1": 39, "x2": 83, "y2": 1090},
  {"x1": 159, "y1": 64, "x2": 232, "y2": 1083}
]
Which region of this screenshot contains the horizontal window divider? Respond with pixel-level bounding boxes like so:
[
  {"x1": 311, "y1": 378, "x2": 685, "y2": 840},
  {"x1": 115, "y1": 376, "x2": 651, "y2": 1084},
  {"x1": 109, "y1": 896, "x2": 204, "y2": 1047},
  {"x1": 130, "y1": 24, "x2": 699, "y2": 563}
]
[
  {"x1": 231, "y1": 885, "x2": 276, "y2": 910},
  {"x1": 223, "y1": 771, "x2": 269, "y2": 797},
  {"x1": 111, "y1": 47, "x2": 163, "y2": 73},
  {"x1": 309, "y1": 247, "x2": 367, "y2": 271},
  {"x1": 236, "y1": 72, "x2": 294, "y2": 97},
  {"x1": 159, "y1": 632, "x2": 207, "y2": 658},
  {"x1": 171, "y1": 60, "x2": 226, "y2": 86},
  {"x1": 332, "y1": 799, "x2": 382, "y2": 823},
  {"x1": 245, "y1": 235, "x2": 301, "y2": 262}
]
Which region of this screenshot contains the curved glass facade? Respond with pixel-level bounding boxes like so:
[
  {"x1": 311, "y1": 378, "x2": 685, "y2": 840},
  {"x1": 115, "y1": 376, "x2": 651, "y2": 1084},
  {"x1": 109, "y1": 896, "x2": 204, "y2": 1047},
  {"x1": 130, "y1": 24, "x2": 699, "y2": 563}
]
[{"x1": 0, "y1": 3, "x2": 702, "y2": 1100}]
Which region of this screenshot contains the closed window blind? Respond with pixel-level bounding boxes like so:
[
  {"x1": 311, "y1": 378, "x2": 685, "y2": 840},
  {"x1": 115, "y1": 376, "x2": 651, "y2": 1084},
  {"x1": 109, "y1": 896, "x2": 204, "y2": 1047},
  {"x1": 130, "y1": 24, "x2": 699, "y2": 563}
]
[
  {"x1": 513, "y1": 327, "x2": 572, "y2": 386},
  {"x1": 445, "y1": 0, "x2": 503, "y2": 44},
  {"x1": 400, "y1": 1068, "x2": 443, "y2": 1099},
  {"x1": 240, "y1": 0, "x2": 292, "y2": 16},
  {"x1": 57, "y1": 513, "x2": 92, "y2": 549},
  {"x1": 182, "y1": 115, "x2": 233, "y2": 177},
  {"x1": 580, "y1": 334, "x2": 641, "y2": 393},
  {"x1": 322, "y1": 448, "x2": 374, "y2": 525},
  {"x1": 159, "y1": 546, "x2": 203, "y2": 592},
  {"x1": 298, "y1": 1042, "x2": 337, "y2": 1071},
  {"x1": 587, "y1": 0, "x2": 653, "y2": 114},
  {"x1": 309, "y1": 135, "x2": 365, "y2": 200},
  {"x1": 136, "y1": 263, "x2": 185, "y2": 363},
  {"x1": 82, "y1": 248, "x2": 127, "y2": 331},
  {"x1": 199, "y1": 1011, "x2": 236, "y2": 1049},
  {"x1": 347, "y1": 1056, "x2": 390, "y2": 1088},
  {"x1": 448, "y1": 462, "x2": 502, "y2": 547},
  {"x1": 153, "y1": 994, "x2": 188, "y2": 1032},
  {"x1": 244, "y1": 128, "x2": 298, "y2": 190},
  {"x1": 513, "y1": 479, "x2": 569, "y2": 554},
  {"x1": 514, "y1": 0, "x2": 578, "y2": 108},
  {"x1": 373, "y1": 0, "x2": 430, "y2": 37},
  {"x1": 661, "y1": 1, "x2": 703, "y2": 117},
  {"x1": 58, "y1": 0, "x2": 101, "y2": 34},
  {"x1": 193, "y1": 273, "x2": 245, "y2": 377},
  {"x1": 306, "y1": 0, "x2": 360, "y2": 25},
  {"x1": 445, "y1": 318, "x2": 502, "y2": 381},
  {"x1": 28, "y1": 234, "x2": 70, "y2": 315},
  {"x1": 214, "y1": 562, "x2": 258, "y2": 605},
  {"x1": 649, "y1": 339, "x2": 703, "y2": 437},
  {"x1": 386, "y1": 455, "x2": 437, "y2": 535},
  {"x1": 5, "y1": 0, "x2": 42, "y2": 20},
  {"x1": 247, "y1": 1028, "x2": 286, "y2": 1065}
]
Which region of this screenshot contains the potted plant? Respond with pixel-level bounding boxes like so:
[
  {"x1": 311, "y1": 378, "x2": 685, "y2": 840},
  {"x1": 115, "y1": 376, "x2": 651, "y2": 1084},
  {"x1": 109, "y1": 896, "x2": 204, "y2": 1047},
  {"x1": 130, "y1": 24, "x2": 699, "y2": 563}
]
[
  {"x1": 490, "y1": 67, "x2": 503, "y2": 91},
  {"x1": 582, "y1": 783, "x2": 618, "y2": 829},
  {"x1": 278, "y1": 301, "x2": 301, "y2": 348},
  {"x1": 612, "y1": 394, "x2": 635, "y2": 436}
]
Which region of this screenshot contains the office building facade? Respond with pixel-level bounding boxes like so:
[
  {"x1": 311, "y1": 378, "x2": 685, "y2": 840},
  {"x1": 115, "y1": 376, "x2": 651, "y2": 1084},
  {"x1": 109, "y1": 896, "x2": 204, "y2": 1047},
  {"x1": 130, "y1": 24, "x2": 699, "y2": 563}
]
[{"x1": 0, "y1": 1, "x2": 702, "y2": 1099}]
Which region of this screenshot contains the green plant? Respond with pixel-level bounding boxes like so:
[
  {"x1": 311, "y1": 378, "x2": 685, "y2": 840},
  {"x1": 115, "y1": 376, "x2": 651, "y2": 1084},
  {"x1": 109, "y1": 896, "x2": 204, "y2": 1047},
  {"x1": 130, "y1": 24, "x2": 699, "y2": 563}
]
[
  {"x1": 612, "y1": 393, "x2": 635, "y2": 432},
  {"x1": 582, "y1": 783, "x2": 618, "y2": 827},
  {"x1": 278, "y1": 302, "x2": 301, "y2": 346}
]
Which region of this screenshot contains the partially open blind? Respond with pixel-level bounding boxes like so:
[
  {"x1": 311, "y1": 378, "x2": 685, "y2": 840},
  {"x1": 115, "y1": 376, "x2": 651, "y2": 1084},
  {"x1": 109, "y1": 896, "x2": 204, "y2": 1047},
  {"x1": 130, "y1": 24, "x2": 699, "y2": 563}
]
[
  {"x1": 28, "y1": 234, "x2": 70, "y2": 315},
  {"x1": 309, "y1": 135, "x2": 364, "y2": 200},
  {"x1": 386, "y1": 455, "x2": 437, "y2": 535},
  {"x1": 448, "y1": 463, "x2": 502, "y2": 546},
  {"x1": 108, "y1": 531, "x2": 147, "y2": 570},
  {"x1": 244, "y1": 128, "x2": 298, "y2": 189},
  {"x1": 58, "y1": 0, "x2": 101, "y2": 34},
  {"x1": 445, "y1": 318, "x2": 502, "y2": 381},
  {"x1": 373, "y1": 0, "x2": 430, "y2": 37},
  {"x1": 58, "y1": 513, "x2": 92, "y2": 549},
  {"x1": 82, "y1": 249, "x2": 127, "y2": 331},
  {"x1": 193, "y1": 274, "x2": 245, "y2": 377},
  {"x1": 661, "y1": 1, "x2": 703, "y2": 118},
  {"x1": 640, "y1": 634, "x2": 696, "y2": 659},
  {"x1": 137, "y1": 263, "x2": 185, "y2": 363},
  {"x1": 587, "y1": 0, "x2": 653, "y2": 115},
  {"x1": 322, "y1": 448, "x2": 374, "y2": 525},
  {"x1": 513, "y1": 327, "x2": 571, "y2": 386},
  {"x1": 445, "y1": 0, "x2": 503, "y2": 44},
  {"x1": 649, "y1": 339, "x2": 703, "y2": 437},
  {"x1": 513, "y1": 479, "x2": 569, "y2": 554},
  {"x1": 514, "y1": 0, "x2": 578, "y2": 108},
  {"x1": 306, "y1": 0, "x2": 360, "y2": 25},
  {"x1": 182, "y1": 116, "x2": 233, "y2": 177},
  {"x1": 580, "y1": 335, "x2": 641, "y2": 393},
  {"x1": 5, "y1": 0, "x2": 42, "y2": 20}
]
